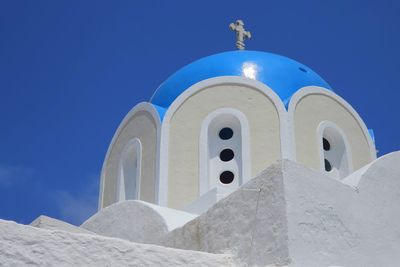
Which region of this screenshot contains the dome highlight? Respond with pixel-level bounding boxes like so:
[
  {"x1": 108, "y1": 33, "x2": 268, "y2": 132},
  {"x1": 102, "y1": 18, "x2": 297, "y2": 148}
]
[{"x1": 150, "y1": 50, "x2": 332, "y2": 108}]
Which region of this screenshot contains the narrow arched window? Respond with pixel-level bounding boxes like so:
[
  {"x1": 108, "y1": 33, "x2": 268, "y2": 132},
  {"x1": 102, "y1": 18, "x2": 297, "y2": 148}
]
[
  {"x1": 318, "y1": 122, "x2": 352, "y2": 179},
  {"x1": 199, "y1": 109, "x2": 250, "y2": 198},
  {"x1": 117, "y1": 138, "x2": 142, "y2": 201}
]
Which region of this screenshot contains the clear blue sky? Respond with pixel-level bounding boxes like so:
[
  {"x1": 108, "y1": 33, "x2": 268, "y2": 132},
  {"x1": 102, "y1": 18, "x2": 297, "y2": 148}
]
[{"x1": 1, "y1": 1, "x2": 399, "y2": 225}]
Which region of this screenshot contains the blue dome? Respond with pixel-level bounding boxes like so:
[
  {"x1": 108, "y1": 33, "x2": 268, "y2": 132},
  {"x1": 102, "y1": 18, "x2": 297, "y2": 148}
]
[{"x1": 150, "y1": 50, "x2": 332, "y2": 108}]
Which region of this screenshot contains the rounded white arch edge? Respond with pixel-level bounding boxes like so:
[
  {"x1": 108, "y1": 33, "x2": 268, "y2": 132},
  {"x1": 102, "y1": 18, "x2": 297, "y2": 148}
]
[
  {"x1": 157, "y1": 76, "x2": 289, "y2": 207},
  {"x1": 98, "y1": 102, "x2": 162, "y2": 210},
  {"x1": 287, "y1": 86, "x2": 377, "y2": 162},
  {"x1": 317, "y1": 120, "x2": 354, "y2": 178},
  {"x1": 116, "y1": 137, "x2": 143, "y2": 201},
  {"x1": 198, "y1": 107, "x2": 251, "y2": 196}
]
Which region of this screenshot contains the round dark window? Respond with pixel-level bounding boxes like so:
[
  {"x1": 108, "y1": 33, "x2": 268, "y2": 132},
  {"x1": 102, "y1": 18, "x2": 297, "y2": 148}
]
[
  {"x1": 219, "y1": 171, "x2": 234, "y2": 184},
  {"x1": 219, "y1": 127, "x2": 234, "y2": 140},
  {"x1": 324, "y1": 159, "x2": 332, "y2": 172},
  {"x1": 219, "y1": 149, "x2": 234, "y2": 162},
  {"x1": 323, "y1": 138, "x2": 331, "y2": 151}
]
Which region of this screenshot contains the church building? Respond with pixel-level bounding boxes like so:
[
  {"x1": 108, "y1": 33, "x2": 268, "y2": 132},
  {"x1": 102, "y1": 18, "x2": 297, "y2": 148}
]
[{"x1": 98, "y1": 20, "x2": 376, "y2": 215}]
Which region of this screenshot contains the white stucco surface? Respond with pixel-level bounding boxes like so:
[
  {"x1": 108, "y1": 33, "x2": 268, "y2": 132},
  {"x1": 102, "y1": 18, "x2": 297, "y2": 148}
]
[
  {"x1": 283, "y1": 152, "x2": 400, "y2": 266},
  {"x1": 160, "y1": 153, "x2": 400, "y2": 266},
  {"x1": 0, "y1": 219, "x2": 234, "y2": 267},
  {"x1": 184, "y1": 187, "x2": 218, "y2": 214},
  {"x1": 81, "y1": 200, "x2": 197, "y2": 244},
  {"x1": 161, "y1": 161, "x2": 290, "y2": 266},
  {"x1": 1, "y1": 153, "x2": 400, "y2": 266},
  {"x1": 30, "y1": 215, "x2": 94, "y2": 235},
  {"x1": 340, "y1": 151, "x2": 399, "y2": 189}
]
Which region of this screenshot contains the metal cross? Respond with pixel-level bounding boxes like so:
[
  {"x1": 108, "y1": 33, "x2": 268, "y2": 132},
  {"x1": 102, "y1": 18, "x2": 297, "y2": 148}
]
[{"x1": 229, "y1": 20, "x2": 251, "y2": 50}]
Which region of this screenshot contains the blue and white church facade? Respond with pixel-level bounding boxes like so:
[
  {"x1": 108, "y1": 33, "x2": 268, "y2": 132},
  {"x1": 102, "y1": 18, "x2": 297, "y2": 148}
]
[{"x1": 98, "y1": 50, "x2": 377, "y2": 214}]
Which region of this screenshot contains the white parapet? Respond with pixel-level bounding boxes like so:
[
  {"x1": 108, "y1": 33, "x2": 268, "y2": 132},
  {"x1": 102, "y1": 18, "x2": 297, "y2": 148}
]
[
  {"x1": 160, "y1": 153, "x2": 400, "y2": 266},
  {"x1": 81, "y1": 200, "x2": 197, "y2": 244},
  {"x1": 0, "y1": 219, "x2": 234, "y2": 266},
  {"x1": 30, "y1": 215, "x2": 94, "y2": 235}
]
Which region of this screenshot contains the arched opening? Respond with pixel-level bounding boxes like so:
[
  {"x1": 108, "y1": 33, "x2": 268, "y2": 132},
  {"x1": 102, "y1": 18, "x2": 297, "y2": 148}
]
[
  {"x1": 117, "y1": 138, "x2": 142, "y2": 201},
  {"x1": 318, "y1": 122, "x2": 352, "y2": 179},
  {"x1": 199, "y1": 109, "x2": 250, "y2": 199},
  {"x1": 208, "y1": 116, "x2": 241, "y2": 196}
]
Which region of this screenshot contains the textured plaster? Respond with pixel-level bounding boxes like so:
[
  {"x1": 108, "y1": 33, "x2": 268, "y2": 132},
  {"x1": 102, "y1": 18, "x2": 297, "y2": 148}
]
[
  {"x1": 81, "y1": 200, "x2": 196, "y2": 244},
  {"x1": 161, "y1": 162, "x2": 290, "y2": 266},
  {"x1": 30, "y1": 215, "x2": 94, "y2": 235},
  {"x1": 2, "y1": 153, "x2": 400, "y2": 266},
  {"x1": 0, "y1": 219, "x2": 234, "y2": 267},
  {"x1": 283, "y1": 153, "x2": 400, "y2": 266},
  {"x1": 160, "y1": 152, "x2": 400, "y2": 266}
]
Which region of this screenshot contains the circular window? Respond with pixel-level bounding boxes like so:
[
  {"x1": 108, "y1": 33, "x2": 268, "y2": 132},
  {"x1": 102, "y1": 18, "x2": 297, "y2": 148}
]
[
  {"x1": 219, "y1": 149, "x2": 234, "y2": 162},
  {"x1": 324, "y1": 159, "x2": 332, "y2": 172},
  {"x1": 219, "y1": 171, "x2": 234, "y2": 184},
  {"x1": 219, "y1": 127, "x2": 233, "y2": 140},
  {"x1": 323, "y1": 138, "x2": 331, "y2": 151}
]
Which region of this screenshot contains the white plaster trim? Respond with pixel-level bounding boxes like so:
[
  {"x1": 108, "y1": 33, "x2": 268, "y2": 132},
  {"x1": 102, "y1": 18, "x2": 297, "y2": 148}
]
[
  {"x1": 287, "y1": 86, "x2": 377, "y2": 162},
  {"x1": 98, "y1": 102, "x2": 161, "y2": 210},
  {"x1": 198, "y1": 108, "x2": 251, "y2": 196},
  {"x1": 183, "y1": 187, "x2": 218, "y2": 215},
  {"x1": 159, "y1": 76, "x2": 288, "y2": 207},
  {"x1": 115, "y1": 138, "x2": 142, "y2": 202},
  {"x1": 316, "y1": 121, "x2": 354, "y2": 177},
  {"x1": 342, "y1": 151, "x2": 400, "y2": 188}
]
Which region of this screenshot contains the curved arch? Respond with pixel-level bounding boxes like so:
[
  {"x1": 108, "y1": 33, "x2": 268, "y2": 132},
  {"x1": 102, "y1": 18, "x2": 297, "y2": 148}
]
[
  {"x1": 317, "y1": 121, "x2": 353, "y2": 179},
  {"x1": 158, "y1": 76, "x2": 288, "y2": 207},
  {"x1": 288, "y1": 86, "x2": 376, "y2": 172},
  {"x1": 149, "y1": 50, "x2": 331, "y2": 109},
  {"x1": 199, "y1": 108, "x2": 251, "y2": 197},
  {"x1": 116, "y1": 138, "x2": 142, "y2": 201},
  {"x1": 99, "y1": 102, "x2": 161, "y2": 210}
]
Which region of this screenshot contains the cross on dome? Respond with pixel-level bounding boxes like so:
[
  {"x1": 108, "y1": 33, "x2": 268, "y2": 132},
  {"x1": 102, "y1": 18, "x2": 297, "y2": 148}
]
[{"x1": 229, "y1": 19, "x2": 251, "y2": 50}]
